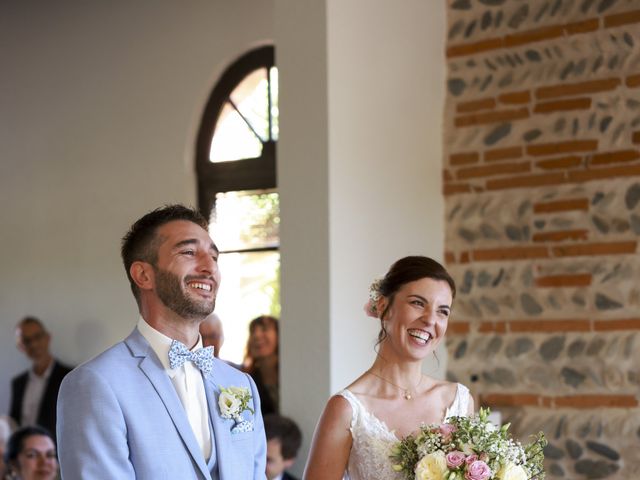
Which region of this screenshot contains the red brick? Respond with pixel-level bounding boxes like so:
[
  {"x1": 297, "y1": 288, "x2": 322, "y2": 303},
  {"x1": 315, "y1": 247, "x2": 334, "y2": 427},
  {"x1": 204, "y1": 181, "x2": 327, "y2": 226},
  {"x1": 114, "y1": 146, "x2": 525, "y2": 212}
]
[
  {"x1": 533, "y1": 198, "x2": 589, "y2": 213},
  {"x1": 628, "y1": 74, "x2": 640, "y2": 88},
  {"x1": 498, "y1": 91, "x2": 531, "y2": 104},
  {"x1": 484, "y1": 146, "x2": 523, "y2": 162},
  {"x1": 478, "y1": 321, "x2": 507, "y2": 333},
  {"x1": 527, "y1": 140, "x2": 598, "y2": 156},
  {"x1": 510, "y1": 319, "x2": 591, "y2": 333},
  {"x1": 472, "y1": 246, "x2": 549, "y2": 262},
  {"x1": 504, "y1": 25, "x2": 564, "y2": 48},
  {"x1": 533, "y1": 230, "x2": 589, "y2": 242},
  {"x1": 534, "y1": 98, "x2": 591, "y2": 114},
  {"x1": 568, "y1": 164, "x2": 640, "y2": 182},
  {"x1": 460, "y1": 251, "x2": 470, "y2": 263},
  {"x1": 590, "y1": 149, "x2": 640, "y2": 165},
  {"x1": 536, "y1": 155, "x2": 583, "y2": 170},
  {"x1": 457, "y1": 162, "x2": 530, "y2": 180},
  {"x1": 448, "y1": 322, "x2": 470, "y2": 335},
  {"x1": 481, "y1": 393, "x2": 540, "y2": 407},
  {"x1": 594, "y1": 318, "x2": 640, "y2": 331},
  {"x1": 552, "y1": 241, "x2": 637, "y2": 257},
  {"x1": 456, "y1": 98, "x2": 496, "y2": 113},
  {"x1": 535, "y1": 274, "x2": 592, "y2": 287},
  {"x1": 444, "y1": 184, "x2": 472, "y2": 195},
  {"x1": 633, "y1": 131, "x2": 640, "y2": 144},
  {"x1": 541, "y1": 397, "x2": 553, "y2": 408},
  {"x1": 446, "y1": 37, "x2": 504, "y2": 58},
  {"x1": 565, "y1": 18, "x2": 600, "y2": 34},
  {"x1": 455, "y1": 108, "x2": 529, "y2": 127},
  {"x1": 445, "y1": 251, "x2": 455, "y2": 264},
  {"x1": 486, "y1": 172, "x2": 565, "y2": 190},
  {"x1": 535, "y1": 78, "x2": 621, "y2": 99},
  {"x1": 555, "y1": 394, "x2": 638, "y2": 408},
  {"x1": 450, "y1": 152, "x2": 479, "y2": 166},
  {"x1": 604, "y1": 9, "x2": 640, "y2": 28}
]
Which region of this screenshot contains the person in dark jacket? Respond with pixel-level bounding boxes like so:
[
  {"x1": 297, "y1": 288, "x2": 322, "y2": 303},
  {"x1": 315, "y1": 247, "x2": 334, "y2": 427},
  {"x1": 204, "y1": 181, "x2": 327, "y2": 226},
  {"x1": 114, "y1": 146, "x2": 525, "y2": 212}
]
[{"x1": 9, "y1": 316, "x2": 72, "y2": 440}]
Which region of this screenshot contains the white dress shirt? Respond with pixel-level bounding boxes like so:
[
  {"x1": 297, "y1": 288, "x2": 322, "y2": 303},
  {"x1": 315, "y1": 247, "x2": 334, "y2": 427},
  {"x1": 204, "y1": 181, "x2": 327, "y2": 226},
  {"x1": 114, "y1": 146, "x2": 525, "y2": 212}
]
[
  {"x1": 137, "y1": 318, "x2": 212, "y2": 459},
  {"x1": 21, "y1": 359, "x2": 54, "y2": 426}
]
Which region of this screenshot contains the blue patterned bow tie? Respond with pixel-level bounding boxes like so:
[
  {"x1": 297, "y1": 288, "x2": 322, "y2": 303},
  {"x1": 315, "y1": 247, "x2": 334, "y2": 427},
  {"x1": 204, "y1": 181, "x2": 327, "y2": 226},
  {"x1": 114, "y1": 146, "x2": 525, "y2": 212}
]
[{"x1": 168, "y1": 340, "x2": 214, "y2": 375}]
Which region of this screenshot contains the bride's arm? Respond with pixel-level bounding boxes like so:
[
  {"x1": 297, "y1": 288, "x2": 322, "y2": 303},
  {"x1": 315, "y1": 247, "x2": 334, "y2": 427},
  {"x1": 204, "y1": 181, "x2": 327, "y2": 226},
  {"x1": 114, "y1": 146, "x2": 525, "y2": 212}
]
[{"x1": 303, "y1": 395, "x2": 353, "y2": 480}]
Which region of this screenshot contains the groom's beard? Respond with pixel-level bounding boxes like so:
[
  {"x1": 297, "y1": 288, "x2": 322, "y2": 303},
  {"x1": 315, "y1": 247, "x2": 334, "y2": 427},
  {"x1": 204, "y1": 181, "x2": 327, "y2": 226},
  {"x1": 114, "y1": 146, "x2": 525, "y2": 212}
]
[{"x1": 154, "y1": 267, "x2": 216, "y2": 320}]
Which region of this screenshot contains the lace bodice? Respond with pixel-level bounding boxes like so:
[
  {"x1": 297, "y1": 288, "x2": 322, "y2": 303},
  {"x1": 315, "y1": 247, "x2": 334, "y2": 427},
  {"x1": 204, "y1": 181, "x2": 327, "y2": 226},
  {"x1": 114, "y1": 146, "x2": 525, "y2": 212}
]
[{"x1": 338, "y1": 383, "x2": 470, "y2": 480}]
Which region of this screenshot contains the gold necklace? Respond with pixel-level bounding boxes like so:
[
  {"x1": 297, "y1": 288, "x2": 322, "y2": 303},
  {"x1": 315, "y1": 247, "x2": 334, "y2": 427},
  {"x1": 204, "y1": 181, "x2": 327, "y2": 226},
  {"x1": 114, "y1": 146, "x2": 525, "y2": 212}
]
[{"x1": 368, "y1": 370, "x2": 423, "y2": 400}]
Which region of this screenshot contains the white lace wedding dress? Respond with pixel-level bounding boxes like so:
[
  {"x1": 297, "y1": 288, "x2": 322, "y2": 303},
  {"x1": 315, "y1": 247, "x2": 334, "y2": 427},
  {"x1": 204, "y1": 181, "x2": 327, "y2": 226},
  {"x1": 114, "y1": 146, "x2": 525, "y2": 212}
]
[{"x1": 338, "y1": 383, "x2": 471, "y2": 480}]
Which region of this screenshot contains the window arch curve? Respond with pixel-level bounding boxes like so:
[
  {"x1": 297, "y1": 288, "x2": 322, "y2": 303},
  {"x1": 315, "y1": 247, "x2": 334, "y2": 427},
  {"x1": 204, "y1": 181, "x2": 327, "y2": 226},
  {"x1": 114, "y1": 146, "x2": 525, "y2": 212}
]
[
  {"x1": 194, "y1": 45, "x2": 280, "y2": 365},
  {"x1": 195, "y1": 45, "x2": 277, "y2": 216}
]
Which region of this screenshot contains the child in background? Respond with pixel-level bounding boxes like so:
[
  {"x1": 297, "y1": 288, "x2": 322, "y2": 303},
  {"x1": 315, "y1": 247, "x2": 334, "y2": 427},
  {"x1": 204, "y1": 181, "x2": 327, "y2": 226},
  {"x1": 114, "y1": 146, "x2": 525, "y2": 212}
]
[{"x1": 264, "y1": 414, "x2": 302, "y2": 480}]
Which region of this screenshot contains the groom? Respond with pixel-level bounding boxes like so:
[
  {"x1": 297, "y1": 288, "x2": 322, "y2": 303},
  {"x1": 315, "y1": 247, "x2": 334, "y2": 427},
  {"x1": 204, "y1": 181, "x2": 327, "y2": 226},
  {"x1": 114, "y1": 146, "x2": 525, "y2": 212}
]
[{"x1": 57, "y1": 205, "x2": 266, "y2": 479}]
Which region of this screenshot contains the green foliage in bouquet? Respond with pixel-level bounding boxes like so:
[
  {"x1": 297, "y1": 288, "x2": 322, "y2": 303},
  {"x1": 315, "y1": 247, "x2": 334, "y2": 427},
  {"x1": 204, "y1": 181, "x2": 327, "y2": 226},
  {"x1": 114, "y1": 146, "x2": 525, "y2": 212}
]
[{"x1": 390, "y1": 408, "x2": 546, "y2": 480}]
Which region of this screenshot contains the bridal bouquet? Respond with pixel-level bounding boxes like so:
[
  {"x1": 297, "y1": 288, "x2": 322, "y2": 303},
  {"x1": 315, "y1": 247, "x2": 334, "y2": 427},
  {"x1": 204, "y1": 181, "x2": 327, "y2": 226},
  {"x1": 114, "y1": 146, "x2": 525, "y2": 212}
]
[{"x1": 390, "y1": 408, "x2": 546, "y2": 480}]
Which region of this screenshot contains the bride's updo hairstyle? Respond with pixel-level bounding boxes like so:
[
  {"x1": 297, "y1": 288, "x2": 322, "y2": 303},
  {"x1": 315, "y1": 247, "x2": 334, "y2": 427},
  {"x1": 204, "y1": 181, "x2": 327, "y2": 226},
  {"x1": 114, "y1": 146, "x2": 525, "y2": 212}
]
[{"x1": 375, "y1": 256, "x2": 456, "y2": 345}]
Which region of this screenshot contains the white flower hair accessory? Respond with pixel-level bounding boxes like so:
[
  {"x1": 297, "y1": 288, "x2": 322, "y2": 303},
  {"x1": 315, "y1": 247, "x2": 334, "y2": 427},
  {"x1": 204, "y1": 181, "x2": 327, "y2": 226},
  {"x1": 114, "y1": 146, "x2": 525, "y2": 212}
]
[
  {"x1": 363, "y1": 277, "x2": 384, "y2": 318},
  {"x1": 218, "y1": 386, "x2": 254, "y2": 433}
]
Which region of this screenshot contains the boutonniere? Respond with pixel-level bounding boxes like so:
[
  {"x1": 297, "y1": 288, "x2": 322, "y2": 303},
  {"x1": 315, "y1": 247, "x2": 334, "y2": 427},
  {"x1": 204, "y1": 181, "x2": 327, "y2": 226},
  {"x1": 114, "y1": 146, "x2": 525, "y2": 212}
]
[{"x1": 218, "y1": 386, "x2": 254, "y2": 433}]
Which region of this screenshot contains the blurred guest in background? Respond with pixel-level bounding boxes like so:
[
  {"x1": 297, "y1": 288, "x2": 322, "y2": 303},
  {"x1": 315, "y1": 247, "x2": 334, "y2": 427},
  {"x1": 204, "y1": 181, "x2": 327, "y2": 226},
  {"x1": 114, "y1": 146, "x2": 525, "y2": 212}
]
[
  {"x1": 0, "y1": 415, "x2": 16, "y2": 479},
  {"x1": 264, "y1": 414, "x2": 302, "y2": 480},
  {"x1": 199, "y1": 312, "x2": 224, "y2": 358},
  {"x1": 243, "y1": 315, "x2": 279, "y2": 414},
  {"x1": 9, "y1": 317, "x2": 72, "y2": 440},
  {"x1": 3, "y1": 426, "x2": 58, "y2": 480}
]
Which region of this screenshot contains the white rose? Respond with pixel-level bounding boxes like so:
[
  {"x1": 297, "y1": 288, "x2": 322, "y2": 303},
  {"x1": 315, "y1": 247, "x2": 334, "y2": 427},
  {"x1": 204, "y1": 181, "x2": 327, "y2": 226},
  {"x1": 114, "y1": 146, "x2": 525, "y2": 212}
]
[
  {"x1": 218, "y1": 391, "x2": 241, "y2": 418},
  {"x1": 415, "y1": 451, "x2": 448, "y2": 480},
  {"x1": 497, "y1": 463, "x2": 528, "y2": 480}
]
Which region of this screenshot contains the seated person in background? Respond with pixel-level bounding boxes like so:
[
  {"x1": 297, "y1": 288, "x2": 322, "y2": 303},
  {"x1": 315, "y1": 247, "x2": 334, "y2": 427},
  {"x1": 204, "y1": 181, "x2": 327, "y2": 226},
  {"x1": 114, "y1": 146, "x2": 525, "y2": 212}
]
[
  {"x1": 0, "y1": 415, "x2": 16, "y2": 479},
  {"x1": 199, "y1": 312, "x2": 224, "y2": 358},
  {"x1": 243, "y1": 315, "x2": 279, "y2": 414},
  {"x1": 264, "y1": 414, "x2": 302, "y2": 480},
  {"x1": 4, "y1": 425, "x2": 59, "y2": 480},
  {"x1": 9, "y1": 316, "x2": 72, "y2": 440}
]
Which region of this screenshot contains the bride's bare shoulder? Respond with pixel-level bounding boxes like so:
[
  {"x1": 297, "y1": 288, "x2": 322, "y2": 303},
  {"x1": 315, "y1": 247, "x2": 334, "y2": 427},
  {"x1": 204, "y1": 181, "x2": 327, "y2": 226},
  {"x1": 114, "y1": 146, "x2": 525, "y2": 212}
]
[{"x1": 424, "y1": 377, "x2": 460, "y2": 400}]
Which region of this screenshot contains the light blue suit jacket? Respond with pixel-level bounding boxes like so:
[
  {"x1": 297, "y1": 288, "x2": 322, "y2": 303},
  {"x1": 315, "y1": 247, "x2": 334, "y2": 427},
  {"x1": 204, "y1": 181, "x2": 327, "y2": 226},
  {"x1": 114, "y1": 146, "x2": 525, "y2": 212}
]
[{"x1": 57, "y1": 328, "x2": 266, "y2": 479}]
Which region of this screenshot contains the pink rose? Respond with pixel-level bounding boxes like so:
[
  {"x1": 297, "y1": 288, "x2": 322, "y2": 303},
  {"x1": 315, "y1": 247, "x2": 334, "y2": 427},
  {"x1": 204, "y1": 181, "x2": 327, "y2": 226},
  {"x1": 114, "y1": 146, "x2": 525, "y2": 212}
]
[
  {"x1": 438, "y1": 423, "x2": 457, "y2": 440},
  {"x1": 446, "y1": 451, "x2": 466, "y2": 469},
  {"x1": 465, "y1": 460, "x2": 492, "y2": 480},
  {"x1": 465, "y1": 454, "x2": 478, "y2": 465},
  {"x1": 363, "y1": 300, "x2": 377, "y2": 318}
]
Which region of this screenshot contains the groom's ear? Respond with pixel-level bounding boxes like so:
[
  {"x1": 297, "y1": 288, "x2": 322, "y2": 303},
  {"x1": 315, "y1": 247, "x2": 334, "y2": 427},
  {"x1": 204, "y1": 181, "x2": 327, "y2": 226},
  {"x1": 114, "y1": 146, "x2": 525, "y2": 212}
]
[{"x1": 130, "y1": 261, "x2": 155, "y2": 292}]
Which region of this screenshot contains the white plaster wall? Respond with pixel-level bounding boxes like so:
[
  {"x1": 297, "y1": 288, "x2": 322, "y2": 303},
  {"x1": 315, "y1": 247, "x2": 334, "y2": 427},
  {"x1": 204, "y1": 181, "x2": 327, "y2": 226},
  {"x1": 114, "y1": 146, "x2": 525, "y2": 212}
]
[
  {"x1": 326, "y1": 0, "x2": 447, "y2": 392},
  {"x1": 0, "y1": 0, "x2": 274, "y2": 415}
]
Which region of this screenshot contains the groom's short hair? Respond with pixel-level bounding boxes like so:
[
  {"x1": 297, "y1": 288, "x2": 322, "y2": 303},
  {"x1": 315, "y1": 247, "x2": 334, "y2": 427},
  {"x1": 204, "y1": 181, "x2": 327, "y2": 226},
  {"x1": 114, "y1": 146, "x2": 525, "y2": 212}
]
[
  {"x1": 121, "y1": 204, "x2": 209, "y2": 305},
  {"x1": 264, "y1": 414, "x2": 302, "y2": 460}
]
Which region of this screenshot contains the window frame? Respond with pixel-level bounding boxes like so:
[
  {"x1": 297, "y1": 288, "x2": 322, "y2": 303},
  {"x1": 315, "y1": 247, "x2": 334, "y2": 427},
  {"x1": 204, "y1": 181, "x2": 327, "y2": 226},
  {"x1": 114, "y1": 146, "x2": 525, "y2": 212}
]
[{"x1": 195, "y1": 45, "x2": 276, "y2": 218}]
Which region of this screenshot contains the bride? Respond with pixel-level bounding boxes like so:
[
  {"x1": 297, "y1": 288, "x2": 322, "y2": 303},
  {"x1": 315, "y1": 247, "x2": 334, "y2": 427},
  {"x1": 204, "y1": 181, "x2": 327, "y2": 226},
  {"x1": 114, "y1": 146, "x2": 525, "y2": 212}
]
[{"x1": 304, "y1": 256, "x2": 474, "y2": 480}]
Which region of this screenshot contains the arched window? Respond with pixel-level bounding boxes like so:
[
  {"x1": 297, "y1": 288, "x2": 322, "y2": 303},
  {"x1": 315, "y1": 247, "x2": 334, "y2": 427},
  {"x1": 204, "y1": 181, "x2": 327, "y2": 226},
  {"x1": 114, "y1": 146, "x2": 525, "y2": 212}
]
[{"x1": 195, "y1": 46, "x2": 279, "y2": 364}]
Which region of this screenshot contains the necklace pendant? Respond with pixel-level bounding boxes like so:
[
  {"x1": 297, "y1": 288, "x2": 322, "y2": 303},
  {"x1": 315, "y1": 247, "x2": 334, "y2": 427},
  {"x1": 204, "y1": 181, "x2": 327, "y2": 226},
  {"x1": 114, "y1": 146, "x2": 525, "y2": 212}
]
[{"x1": 404, "y1": 390, "x2": 412, "y2": 400}]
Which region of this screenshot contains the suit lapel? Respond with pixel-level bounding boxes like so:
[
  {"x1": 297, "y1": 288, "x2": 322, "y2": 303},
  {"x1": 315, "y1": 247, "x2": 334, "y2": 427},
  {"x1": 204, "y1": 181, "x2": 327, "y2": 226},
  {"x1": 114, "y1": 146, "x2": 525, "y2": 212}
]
[
  {"x1": 203, "y1": 363, "x2": 230, "y2": 480},
  {"x1": 126, "y1": 329, "x2": 211, "y2": 480}
]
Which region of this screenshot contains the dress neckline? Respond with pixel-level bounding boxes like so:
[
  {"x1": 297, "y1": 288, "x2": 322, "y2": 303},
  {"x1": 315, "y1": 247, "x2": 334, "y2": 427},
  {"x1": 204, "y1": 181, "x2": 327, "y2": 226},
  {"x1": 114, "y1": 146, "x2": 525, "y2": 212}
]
[{"x1": 341, "y1": 383, "x2": 461, "y2": 441}]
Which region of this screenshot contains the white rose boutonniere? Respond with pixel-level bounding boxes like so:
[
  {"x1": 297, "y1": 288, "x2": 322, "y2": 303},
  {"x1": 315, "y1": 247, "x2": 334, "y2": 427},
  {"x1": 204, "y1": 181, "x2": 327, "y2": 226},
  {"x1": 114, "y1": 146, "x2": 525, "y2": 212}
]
[{"x1": 218, "y1": 386, "x2": 254, "y2": 433}]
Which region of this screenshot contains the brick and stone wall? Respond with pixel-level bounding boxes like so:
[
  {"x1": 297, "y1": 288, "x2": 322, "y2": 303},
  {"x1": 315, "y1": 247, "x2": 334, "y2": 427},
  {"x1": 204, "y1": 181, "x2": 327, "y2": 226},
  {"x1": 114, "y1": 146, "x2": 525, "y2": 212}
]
[{"x1": 443, "y1": 1, "x2": 640, "y2": 478}]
